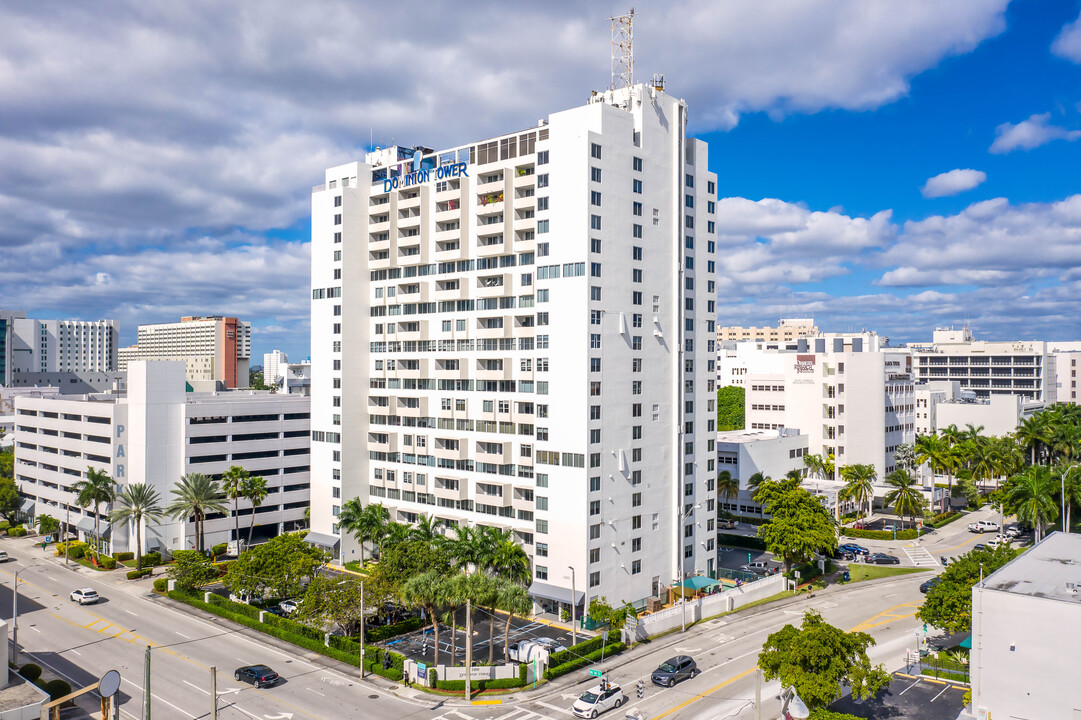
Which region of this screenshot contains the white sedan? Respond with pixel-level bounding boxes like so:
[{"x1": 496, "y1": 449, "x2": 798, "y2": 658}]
[{"x1": 572, "y1": 684, "x2": 625, "y2": 719}]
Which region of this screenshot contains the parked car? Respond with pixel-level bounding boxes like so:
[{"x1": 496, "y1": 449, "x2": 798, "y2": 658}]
[
  {"x1": 717, "y1": 520, "x2": 737, "y2": 530},
  {"x1": 866, "y1": 553, "x2": 900, "y2": 565},
  {"x1": 986, "y1": 535, "x2": 1010, "y2": 549},
  {"x1": 278, "y1": 599, "x2": 299, "y2": 614},
  {"x1": 0, "y1": 551, "x2": 9, "y2": 562},
  {"x1": 839, "y1": 543, "x2": 870, "y2": 556},
  {"x1": 70, "y1": 588, "x2": 100, "y2": 605},
  {"x1": 572, "y1": 684, "x2": 625, "y2": 718},
  {"x1": 651, "y1": 655, "x2": 697, "y2": 687},
  {"x1": 262, "y1": 607, "x2": 287, "y2": 617},
  {"x1": 972, "y1": 543, "x2": 987, "y2": 552},
  {"x1": 968, "y1": 520, "x2": 1000, "y2": 534},
  {"x1": 919, "y1": 576, "x2": 942, "y2": 594},
  {"x1": 234, "y1": 665, "x2": 279, "y2": 689},
  {"x1": 1003, "y1": 525, "x2": 1022, "y2": 539},
  {"x1": 740, "y1": 561, "x2": 770, "y2": 574}
]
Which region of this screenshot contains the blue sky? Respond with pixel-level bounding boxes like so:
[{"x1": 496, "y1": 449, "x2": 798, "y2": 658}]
[{"x1": 1, "y1": 0, "x2": 1080, "y2": 363}]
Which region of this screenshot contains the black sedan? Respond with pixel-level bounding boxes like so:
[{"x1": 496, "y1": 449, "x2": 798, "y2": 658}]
[
  {"x1": 920, "y1": 576, "x2": 942, "y2": 593},
  {"x1": 866, "y1": 553, "x2": 901, "y2": 565},
  {"x1": 234, "y1": 665, "x2": 279, "y2": 688}
]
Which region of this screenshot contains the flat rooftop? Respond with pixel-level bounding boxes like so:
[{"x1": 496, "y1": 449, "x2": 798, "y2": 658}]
[
  {"x1": 983, "y1": 532, "x2": 1081, "y2": 604},
  {"x1": 716, "y1": 428, "x2": 802, "y2": 444}
]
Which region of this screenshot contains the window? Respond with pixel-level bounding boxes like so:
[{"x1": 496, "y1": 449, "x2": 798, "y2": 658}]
[
  {"x1": 334, "y1": 232, "x2": 342, "y2": 243},
  {"x1": 536, "y1": 519, "x2": 549, "y2": 534},
  {"x1": 537, "y1": 196, "x2": 549, "y2": 211},
  {"x1": 591, "y1": 334, "x2": 601, "y2": 349},
  {"x1": 591, "y1": 238, "x2": 602, "y2": 253},
  {"x1": 537, "y1": 173, "x2": 549, "y2": 188},
  {"x1": 633, "y1": 224, "x2": 643, "y2": 239},
  {"x1": 537, "y1": 219, "x2": 549, "y2": 233},
  {"x1": 632, "y1": 269, "x2": 642, "y2": 283},
  {"x1": 590, "y1": 428, "x2": 601, "y2": 443},
  {"x1": 591, "y1": 286, "x2": 601, "y2": 301},
  {"x1": 590, "y1": 476, "x2": 601, "y2": 491},
  {"x1": 631, "y1": 381, "x2": 642, "y2": 395},
  {"x1": 633, "y1": 156, "x2": 642, "y2": 171},
  {"x1": 632, "y1": 313, "x2": 642, "y2": 328},
  {"x1": 632, "y1": 403, "x2": 642, "y2": 417},
  {"x1": 537, "y1": 289, "x2": 549, "y2": 302},
  {"x1": 631, "y1": 515, "x2": 642, "y2": 530},
  {"x1": 537, "y1": 150, "x2": 549, "y2": 164},
  {"x1": 632, "y1": 358, "x2": 642, "y2": 372},
  {"x1": 631, "y1": 492, "x2": 642, "y2": 507},
  {"x1": 632, "y1": 425, "x2": 642, "y2": 439},
  {"x1": 590, "y1": 405, "x2": 601, "y2": 420},
  {"x1": 590, "y1": 358, "x2": 601, "y2": 372},
  {"x1": 632, "y1": 336, "x2": 642, "y2": 350},
  {"x1": 334, "y1": 214, "x2": 342, "y2": 225},
  {"x1": 591, "y1": 142, "x2": 602, "y2": 159},
  {"x1": 686, "y1": 174, "x2": 694, "y2": 188},
  {"x1": 589, "y1": 548, "x2": 600, "y2": 564},
  {"x1": 632, "y1": 291, "x2": 642, "y2": 305},
  {"x1": 632, "y1": 179, "x2": 642, "y2": 194},
  {"x1": 535, "y1": 565, "x2": 548, "y2": 580},
  {"x1": 631, "y1": 560, "x2": 641, "y2": 575},
  {"x1": 589, "y1": 572, "x2": 600, "y2": 588},
  {"x1": 334, "y1": 195, "x2": 342, "y2": 207},
  {"x1": 589, "y1": 524, "x2": 601, "y2": 540},
  {"x1": 633, "y1": 201, "x2": 642, "y2": 216},
  {"x1": 591, "y1": 310, "x2": 602, "y2": 325},
  {"x1": 591, "y1": 262, "x2": 601, "y2": 277},
  {"x1": 632, "y1": 537, "x2": 642, "y2": 552},
  {"x1": 591, "y1": 167, "x2": 602, "y2": 182},
  {"x1": 590, "y1": 215, "x2": 602, "y2": 230},
  {"x1": 536, "y1": 496, "x2": 548, "y2": 510}
]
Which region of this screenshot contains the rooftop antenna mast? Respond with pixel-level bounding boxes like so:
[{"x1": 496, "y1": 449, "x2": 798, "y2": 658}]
[{"x1": 609, "y1": 7, "x2": 634, "y2": 90}]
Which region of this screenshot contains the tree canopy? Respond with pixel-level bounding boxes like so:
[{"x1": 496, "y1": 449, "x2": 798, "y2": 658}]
[
  {"x1": 916, "y1": 545, "x2": 1020, "y2": 634},
  {"x1": 297, "y1": 575, "x2": 383, "y2": 636},
  {"x1": 167, "y1": 550, "x2": 219, "y2": 591},
  {"x1": 755, "y1": 477, "x2": 837, "y2": 570},
  {"x1": 223, "y1": 532, "x2": 329, "y2": 600},
  {"x1": 716, "y1": 385, "x2": 745, "y2": 431},
  {"x1": 366, "y1": 539, "x2": 452, "y2": 597},
  {"x1": 0, "y1": 476, "x2": 21, "y2": 521},
  {"x1": 759, "y1": 610, "x2": 890, "y2": 710}
]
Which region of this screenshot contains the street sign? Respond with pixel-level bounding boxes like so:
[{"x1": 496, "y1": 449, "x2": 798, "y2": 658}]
[
  {"x1": 601, "y1": 630, "x2": 609, "y2": 642},
  {"x1": 588, "y1": 669, "x2": 603, "y2": 678}
]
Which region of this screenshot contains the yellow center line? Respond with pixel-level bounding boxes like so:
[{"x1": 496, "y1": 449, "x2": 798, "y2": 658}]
[{"x1": 651, "y1": 666, "x2": 758, "y2": 720}]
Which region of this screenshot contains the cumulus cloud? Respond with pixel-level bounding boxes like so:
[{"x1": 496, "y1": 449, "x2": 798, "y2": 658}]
[
  {"x1": 989, "y1": 113, "x2": 1081, "y2": 153},
  {"x1": 1052, "y1": 10, "x2": 1081, "y2": 63},
  {"x1": 920, "y1": 168, "x2": 987, "y2": 198}
]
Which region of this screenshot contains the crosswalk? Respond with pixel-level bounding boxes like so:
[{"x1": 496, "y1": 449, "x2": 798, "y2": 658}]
[
  {"x1": 431, "y1": 706, "x2": 564, "y2": 720},
  {"x1": 902, "y1": 543, "x2": 938, "y2": 567}
]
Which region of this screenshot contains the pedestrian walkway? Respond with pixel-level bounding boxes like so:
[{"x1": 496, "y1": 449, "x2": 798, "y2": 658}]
[{"x1": 902, "y1": 543, "x2": 938, "y2": 567}]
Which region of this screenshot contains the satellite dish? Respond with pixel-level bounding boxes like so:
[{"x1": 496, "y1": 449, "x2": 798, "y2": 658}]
[{"x1": 98, "y1": 669, "x2": 121, "y2": 697}]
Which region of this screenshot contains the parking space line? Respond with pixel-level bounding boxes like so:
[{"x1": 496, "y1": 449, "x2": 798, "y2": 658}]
[
  {"x1": 931, "y1": 683, "x2": 951, "y2": 701},
  {"x1": 898, "y1": 678, "x2": 922, "y2": 695}
]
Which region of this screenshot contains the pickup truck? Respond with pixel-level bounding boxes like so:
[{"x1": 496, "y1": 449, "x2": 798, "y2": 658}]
[{"x1": 968, "y1": 520, "x2": 1000, "y2": 533}]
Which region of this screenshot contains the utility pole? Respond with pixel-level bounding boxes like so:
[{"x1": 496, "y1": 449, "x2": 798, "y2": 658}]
[
  {"x1": 143, "y1": 645, "x2": 151, "y2": 720},
  {"x1": 65, "y1": 505, "x2": 71, "y2": 566},
  {"x1": 210, "y1": 665, "x2": 219, "y2": 713},
  {"x1": 754, "y1": 669, "x2": 762, "y2": 720},
  {"x1": 11, "y1": 570, "x2": 19, "y2": 663},
  {"x1": 464, "y1": 598, "x2": 472, "y2": 702}
]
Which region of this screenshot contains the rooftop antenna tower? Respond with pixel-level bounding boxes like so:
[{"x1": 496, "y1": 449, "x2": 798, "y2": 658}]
[{"x1": 609, "y1": 8, "x2": 634, "y2": 90}]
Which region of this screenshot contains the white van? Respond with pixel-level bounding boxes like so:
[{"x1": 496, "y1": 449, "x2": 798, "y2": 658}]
[{"x1": 508, "y1": 640, "x2": 552, "y2": 664}]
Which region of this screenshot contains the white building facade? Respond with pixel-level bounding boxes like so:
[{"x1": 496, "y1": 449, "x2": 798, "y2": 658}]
[
  {"x1": 310, "y1": 83, "x2": 719, "y2": 610},
  {"x1": 716, "y1": 429, "x2": 809, "y2": 516},
  {"x1": 12, "y1": 361, "x2": 309, "y2": 554},
  {"x1": 911, "y1": 328, "x2": 1054, "y2": 402},
  {"x1": 4, "y1": 316, "x2": 118, "y2": 380},
  {"x1": 263, "y1": 350, "x2": 288, "y2": 385},
  {"x1": 119, "y1": 316, "x2": 251, "y2": 388}
]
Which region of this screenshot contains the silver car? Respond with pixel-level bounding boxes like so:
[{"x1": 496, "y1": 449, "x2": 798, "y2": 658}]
[{"x1": 572, "y1": 684, "x2": 625, "y2": 719}]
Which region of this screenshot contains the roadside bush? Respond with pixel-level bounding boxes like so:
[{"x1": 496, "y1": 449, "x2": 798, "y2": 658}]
[
  {"x1": 153, "y1": 578, "x2": 168, "y2": 592},
  {"x1": 519, "y1": 662, "x2": 528, "y2": 684},
  {"x1": 142, "y1": 551, "x2": 162, "y2": 566},
  {"x1": 8, "y1": 526, "x2": 27, "y2": 537},
  {"x1": 211, "y1": 543, "x2": 228, "y2": 556},
  {"x1": 926, "y1": 511, "x2": 962, "y2": 529},
  {"x1": 17, "y1": 664, "x2": 42, "y2": 682},
  {"x1": 68, "y1": 545, "x2": 86, "y2": 559},
  {"x1": 809, "y1": 710, "x2": 862, "y2": 720},
  {"x1": 428, "y1": 668, "x2": 438, "y2": 686},
  {"x1": 920, "y1": 668, "x2": 967, "y2": 682},
  {"x1": 0, "y1": 521, "x2": 9, "y2": 532},
  {"x1": 841, "y1": 528, "x2": 922, "y2": 541},
  {"x1": 484, "y1": 677, "x2": 524, "y2": 690},
  {"x1": 127, "y1": 569, "x2": 152, "y2": 580},
  {"x1": 716, "y1": 532, "x2": 767, "y2": 550},
  {"x1": 95, "y1": 554, "x2": 118, "y2": 570},
  {"x1": 544, "y1": 641, "x2": 626, "y2": 680},
  {"x1": 547, "y1": 634, "x2": 606, "y2": 666},
  {"x1": 43, "y1": 679, "x2": 72, "y2": 701},
  {"x1": 366, "y1": 617, "x2": 425, "y2": 642},
  {"x1": 115, "y1": 552, "x2": 135, "y2": 562},
  {"x1": 55, "y1": 541, "x2": 88, "y2": 558}
]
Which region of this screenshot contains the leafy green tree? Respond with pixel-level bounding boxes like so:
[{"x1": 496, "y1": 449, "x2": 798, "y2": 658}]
[
  {"x1": 759, "y1": 610, "x2": 890, "y2": 710},
  {"x1": 297, "y1": 575, "x2": 382, "y2": 636},
  {"x1": 240, "y1": 474, "x2": 268, "y2": 548},
  {"x1": 108, "y1": 483, "x2": 164, "y2": 570},
  {"x1": 755, "y1": 478, "x2": 837, "y2": 571},
  {"x1": 716, "y1": 386, "x2": 745, "y2": 431},
  {"x1": 72, "y1": 467, "x2": 117, "y2": 547},
  {"x1": 917, "y1": 545, "x2": 1019, "y2": 633},
  {"x1": 167, "y1": 473, "x2": 227, "y2": 553},
  {"x1": 223, "y1": 532, "x2": 329, "y2": 600},
  {"x1": 883, "y1": 469, "x2": 924, "y2": 529},
  {"x1": 220, "y1": 465, "x2": 249, "y2": 545},
  {"x1": 167, "y1": 549, "x2": 219, "y2": 591},
  {"x1": 367, "y1": 539, "x2": 452, "y2": 597},
  {"x1": 0, "y1": 476, "x2": 22, "y2": 522},
  {"x1": 0, "y1": 448, "x2": 13, "y2": 480}
]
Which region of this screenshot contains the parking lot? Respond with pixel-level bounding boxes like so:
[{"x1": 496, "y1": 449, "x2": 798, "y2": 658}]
[
  {"x1": 716, "y1": 545, "x2": 782, "y2": 580},
  {"x1": 828, "y1": 671, "x2": 967, "y2": 719},
  {"x1": 385, "y1": 605, "x2": 579, "y2": 665}
]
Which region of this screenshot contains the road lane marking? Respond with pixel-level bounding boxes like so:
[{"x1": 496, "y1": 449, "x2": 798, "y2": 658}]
[
  {"x1": 535, "y1": 700, "x2": 573, "y2": 716},
  {"x1": 125, "y1": 609, "x2": 137, "y2": 616},
  {"x1": 47, "y1": 576, "x2": 57, "y2": 582},
  {"x1": 305, "y1": 687, "x2": 326, "y2": 697},
  {"x1": 899, "y1": 679, "x2": 922, "y2": 694},
  {"x1": 30, "y1": 626, "x2": 39, "y2": 633},
  {"x1": 651, "y1": 666, "x2": 758, "y2": 720},
  {"x1": 183, "y1": 680, "x2": 210, "y2": 695},
  {"x1": 175, "y1": 631, "x2": 190, "y2": 638}
]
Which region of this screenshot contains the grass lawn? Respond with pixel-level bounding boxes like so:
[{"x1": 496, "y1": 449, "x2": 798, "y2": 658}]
[
  {"x1": 342, "y1": 561, "x2": 372, "y2": 576},
  {"x1": 120, "y1": 559, "x2": 138, "y2": 568},
  {"x1": 844, "y1": 564, "x2": 930, "y2": 583}
]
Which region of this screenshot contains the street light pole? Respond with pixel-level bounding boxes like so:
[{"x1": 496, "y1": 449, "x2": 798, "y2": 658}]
[
  {"x1": 143, "y1": 645, "x2": 151, "y2": 720},
  {"x1": 11, "y1": 569, "x2": 20, "y2": 664},
  {"x1": 567, "y1": 566, "x2": 576, "y2": 646}
]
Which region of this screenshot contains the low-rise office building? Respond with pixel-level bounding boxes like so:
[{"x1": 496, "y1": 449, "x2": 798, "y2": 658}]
[{"x1": 12, "y1": 361, "x2": 309, "y2": 555}]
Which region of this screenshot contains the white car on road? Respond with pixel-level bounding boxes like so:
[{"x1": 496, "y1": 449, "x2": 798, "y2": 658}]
[
  {"x1": 70, "y1": 588, "x2": 100, "y2": 605},
  {"x1": 572, "y1": 684, "x2": 625, "y2": 718},
  {"x1": 968, "y1": 520, "x2": 1000, "y2": 533},
  {"x1": 986, "y1": 535, "x2": 1011, "y2": 549}
]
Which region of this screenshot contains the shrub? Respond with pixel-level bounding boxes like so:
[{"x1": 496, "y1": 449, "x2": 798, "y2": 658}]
[
  {"x1": 428, "y1": 668, "x2": 438, "y2": 686},
  {"x1": 211, "y1": 543, "x2": 228, "y2": 557},
  {"x1": 926, "y1": 511, "x2": 962, "y2": 529},
  {"x1": 547, "y1": 635, "x2": 606, "y2": 666},
  {"x1": 8, "y1": 526, "x2": 27, "y2": 537},
  {"x1": 920, "y1": 668, "x2": 968, "y2": 682},
  {"x1": 142, "y1": 551, "x2": 162, "y2": 567},
  {"x1": 153, "y1": 578, "x2": 168, "y2": 592},
  {"x1": 841, "y1": 528, "x2": 922, "y2": 541},
  {"x1": 519, "y1": 662, "x2": 528, "y2": 684},
  {"x1": 716, "y1": 532, "x2": 767, "y2": 550},
  {"x1": 95, "y1": 555, "x2": 118, "y2": 570},
  {"x1": 127, "y1": 569, "x2": 152, "y2": 580},
  {"x1": 69, "y1": 545, "x2": 86, "y2": 559},
  {"x1": 484, "y1": 677, "x2": 524, "y2": 690},
  {"x1": 17, "y1": 664, "x2": 42, "y2": 682},
  {"x1": 43, "y1": 679, "x2": 72, "y2": 701},
  {"x1": 809, "y1": 710, "x2": 862, "y2": 720},
  {"x1": 115, "y1": 552, "x2": 135, "y2": 562},
  {"x1": 0, "y1": 521, "x2": 9, "y2": 532},
  {"x1": 366, "y1": 617, "x2": 425, "y2": 642},
  {"x1": 545, "y1": 641, "x2": 626, "y2": 680}
]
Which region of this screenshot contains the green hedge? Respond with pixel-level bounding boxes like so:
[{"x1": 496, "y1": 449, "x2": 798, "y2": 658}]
[
  {"x1": 366, "y1": 617, "x2": 425, "y2": 642},
  {"x1": 435, "y1": 676, "x2": 525, "y2": 692},
  {"x1": 43, "y1": 679, "x2": 72, "y2": 701},
  {"x1": 841, "y1": 527, "x2": 922, "y2": 540},
  {"x1": 921, "y1": 668, "x2": 968, "y2": 682},
  {"x1": 17, "y1": 664, "x2": 42, "y2": 682},
  {"x1": 716, "y1": 533, "x2": 767, "y2": 550},
  {"x1": 94, "y1": 554, "x2": 118, "y2": 570},
  {"x1": 546, "y1": 634, "x2": 607, "y2": 667},
  {"x1": 545, "y1": 642, "x2": 626, "y2": 680},
  {"x1": 211, "y1": 543, "x2": 227, "y2": 556},
  {"x1": 926, "y1": 511, "x2": 962, "y2": 529},
  {"x1": 8, "y1": 527, "x2": 27, "y2": 537},
  {"x1": 142, "y1": 551, "x2": 162, "y2": 566},
  {"x1": 0, "y1": 521, "x2": 9, "y2": 532},
  {"x1": 153, "y1": 578, "x2": 168, "y2": 592},
  {"x1": 126, "y1": 569, "x2": 152, "y2": 580},
  {"x1": 810, "y1": 710, "x2": 862, "y2": 720},
  {"x1": 115, "y1": 552, "x2": 135, "y2": 562}
]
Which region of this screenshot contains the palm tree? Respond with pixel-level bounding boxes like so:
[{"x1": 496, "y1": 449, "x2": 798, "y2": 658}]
[
  {"x1": 716, "y1": 470, "x2": 740, "y2": 505},
  {"x1": 884, "y1": 470, "x2": 924, "y2": 529},
  {"x1": 400, "y1": 570, "x2": 446, "y2": 665},
  {"x1": 35, "y1": 514, "x2": 60, "y2": 536},
  {"x1": 336, "y1": 497, "x2": 366, "y2": 563},
  {"x1": 469, "y1": 572, "x2": 502, "y2": 663},
  {"x1": 240, "y1": 475, "x2": 268, "y2": 548},
  {"x1": 498, "y1": 580, "x2": 532, "y2": 661},
  {"x1": 167, "y1": 473, "x2": 227, "y2": 553},
  {"x1": 803, "y1": 454, "x2": 824, "y2": 480},
  {"x1": 916, "y1": 434, "x2": 960, "y2": 512},
  {"x1": 450, "y1": 524, "x2": 486, "y2": 574},
  {"x1": 380, "y1": 521, "x2": 412, "y2": 551},
  {"x1": 839, "y1": 464, "x2": 877, "y2": 520},
  {"x1": 408, "y1": 513, "x2": 445, "y2": 546},
  {"x1": 1015, "y1": 413, "x2": 1051, "y2": 466},
  {"x1": 109, "y1": 483, "x2": 165, "y2": 570},
  {"x1": 72, "y1": 467, "x2": 117, "y2": 548},
  {"x1": 220, "y1": 465, "x2": 250, "y2": 546},
  {"x1": 486, "y1": 532, "x2": 531, "y2": 584},
  {"x1": 893, "y1": 442, "x2": 917, "y2": 473},
  {"x1": 336, "y1": 499, "x2": 389, "y2": 566},
  {"x1": 1003, "y1": 465, "x2": 1059, "y2": 542},
  {"x1": 441, "y1": 573, "x2": 470, "y2": 662}
]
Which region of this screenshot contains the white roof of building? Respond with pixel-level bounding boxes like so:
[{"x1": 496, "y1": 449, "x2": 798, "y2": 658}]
[
  {"x1": 716, "y1": 428, "x2": 802, "y2": 444},
  {"x1": 982, "y1": 532, "x2": 1081, "y2": 604}
]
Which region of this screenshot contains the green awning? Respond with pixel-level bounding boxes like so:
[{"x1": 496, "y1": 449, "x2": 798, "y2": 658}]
[
  {"x1": 681, "y1": 576, "x2": 720, "y2": 591},
  {"x1": 960, "y1": 634, "x2": 972, "y2": 649}
]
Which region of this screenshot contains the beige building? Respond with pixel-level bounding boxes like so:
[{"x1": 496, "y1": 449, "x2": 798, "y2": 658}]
[
  {"x1": 717, "y1": 318, "x2": 818, "y2": 343},
  {"x1": 118, "y1": 316, "x2": 251, "y2": 388}
]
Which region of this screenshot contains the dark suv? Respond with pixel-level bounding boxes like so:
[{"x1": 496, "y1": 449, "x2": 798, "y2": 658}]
[
  {"x1": 651, "y1": 655, "x2": 697, "y2": 687},
  {"x1": 234, "y1": 665, "x2": 279, "y2": 688}
]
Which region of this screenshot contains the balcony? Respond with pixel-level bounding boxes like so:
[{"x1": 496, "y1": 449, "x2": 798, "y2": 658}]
[
  {"x1": 475, "y1": 480, "x2": 513, "y2": 507},
  {"x1": 434, "y1": 443, "x2": 468, "y2": 461},
  {"x1": 395, "y1": 396, "x2": 429, "y2": 418},
  {"x1": 475, "y1": 443, "x2": 512, "y2": 464},
  {"x1": 434, "y1": 477, "x2": 469, "y2": 500}
]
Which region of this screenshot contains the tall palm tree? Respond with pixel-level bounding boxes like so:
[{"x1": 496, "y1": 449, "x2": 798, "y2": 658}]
[
  {"x1": 441, "y1": 572, "x2": 470, "y2": 662},
  {"x1": 1015, "y1": 413, "x2": 1051, "y2": 466},
  {"x1": 167, "y1": 473, "x2": 227, "y2": 553},
  {"x1": 72, "y1": 467, "x2": 117, "y2": 548},
  {"x1": 716, "y1": 470, "x2": 740, "y2": 505},
  {"x1": 408, "y1": 513, "x2": 445, "y2": 546},
  {"x1": 469, "y1": 571, "x2": 502, "y2": 663},
  {"x1": 498, "y1": 580, "x2": 532, "y2": 661},
  {"x1": 486, "y1": 532, "x2": 531, "y2": 584},
  {"x1": 109, "y1": 483, "x2": 164, "y2": 571},
  {"x1": 450, "y1": 524, "x2": 486, "y2": 574},
  {"x1": 883, "y1": 470, "x2": 924, "y2": 529},
  {"x1": 360, "y1": 503, "x2": 390, "y2": 561},
  {"x1": 916, "y1": 434, "x2": 960, "y2": 512},
  {"x1": 803, "y1": 454, "x2": 824, "y2": 480},
  {"x1": 1050, "y1": 423, "x2": 1081, "y2": 466},
  {"x1": 380, "y1": 521, "x2": 412, "y2": 551},
  {"x1": 400, "y1": 570, "x2": 446, "y2": 665},
  {"x1": 220, "y1": 465, "x2": 250, "y2": 546},
  {"x1": 336, "y1": 497, "x2": 366, "y2": 563},
  {"x1": 893, "y1": 442, "x2": 916, "y2": 473},
  {"x1": 1003, "y1": 465, "x2": 1059, "y2": 542},
  {"x1": 240, "y1": 475, "x2": 268, "y2": 547},
  {"x1": 840, "y1": 464, "x2": 877, "y2": 520}
]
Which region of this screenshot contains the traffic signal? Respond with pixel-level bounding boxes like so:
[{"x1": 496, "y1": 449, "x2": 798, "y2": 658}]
[{"x1": 636, "y1": 680, "x2": 645, "y2": 699}]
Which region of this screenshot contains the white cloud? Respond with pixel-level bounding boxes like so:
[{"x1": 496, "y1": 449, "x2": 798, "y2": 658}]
[
  {"x1": 920, "y1": 168, "x2": 987, "y2": 198},
  {"x1": 1052, "y1": 10, "x2": 1081, "y2": 63},
  {"x1": 989, "y1": 113, "x2": 1081, "y2": 154}
]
